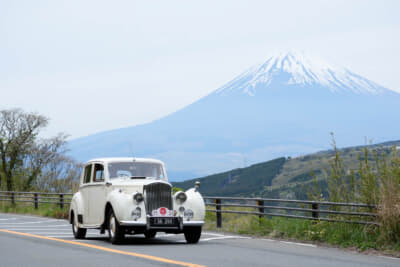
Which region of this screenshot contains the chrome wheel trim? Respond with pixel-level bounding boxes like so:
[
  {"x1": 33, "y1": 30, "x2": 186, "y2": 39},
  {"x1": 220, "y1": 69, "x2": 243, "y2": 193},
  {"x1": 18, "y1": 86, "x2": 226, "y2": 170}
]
[
  {"x1": 109, "y1": 214, "x2": 116, "y2": 238},
  {"x1": 73, "y1": 217, "x2": 78, "y2": 233}
]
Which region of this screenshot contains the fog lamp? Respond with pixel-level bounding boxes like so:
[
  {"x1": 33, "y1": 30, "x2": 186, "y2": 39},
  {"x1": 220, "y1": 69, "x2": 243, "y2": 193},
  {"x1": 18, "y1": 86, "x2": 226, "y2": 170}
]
[
  {"x1": 132, "y1": 207, "x2": 141, "y2": 220},
  {"x1": 184, "y1": 209, "x2": 193, "y2": 219}
]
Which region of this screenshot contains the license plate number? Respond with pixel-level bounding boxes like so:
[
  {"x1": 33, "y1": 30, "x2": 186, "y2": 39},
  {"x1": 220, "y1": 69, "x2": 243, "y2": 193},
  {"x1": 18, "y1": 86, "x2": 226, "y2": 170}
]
[{"x1": 152, "y1": 217, "x2": 174, "y2": 225}]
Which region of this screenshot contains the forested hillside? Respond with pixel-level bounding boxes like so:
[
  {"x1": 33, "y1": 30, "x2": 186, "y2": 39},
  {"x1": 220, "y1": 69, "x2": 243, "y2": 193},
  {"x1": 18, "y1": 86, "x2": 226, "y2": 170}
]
[
  {"x1": 173, "y1": 140, "x2": 400, "y2": 199},
  {"x1": 173, "y1": 157, "x2": 286, "y2": 196}
]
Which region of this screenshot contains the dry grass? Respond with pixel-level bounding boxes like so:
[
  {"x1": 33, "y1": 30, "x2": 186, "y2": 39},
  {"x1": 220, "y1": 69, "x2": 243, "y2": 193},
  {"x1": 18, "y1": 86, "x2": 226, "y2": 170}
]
[{"x1": 378, "y1": 157, "x2": 400, "y2": 243}]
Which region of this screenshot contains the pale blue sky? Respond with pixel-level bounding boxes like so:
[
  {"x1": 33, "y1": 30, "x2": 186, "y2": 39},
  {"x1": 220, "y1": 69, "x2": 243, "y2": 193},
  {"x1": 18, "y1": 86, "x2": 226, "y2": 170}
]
[{"x1": 1, "y1": 0, "x2": 399, "y2": 138}]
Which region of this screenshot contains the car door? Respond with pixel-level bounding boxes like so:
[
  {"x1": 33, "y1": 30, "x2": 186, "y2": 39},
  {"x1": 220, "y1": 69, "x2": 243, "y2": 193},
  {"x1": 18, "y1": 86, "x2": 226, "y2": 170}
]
[
  {"x1": 79, "y1": 164, "x2": 93, "y2": 225},
  {"x1": 87, "y1": 163, "x2": 107, "y2": 225}
]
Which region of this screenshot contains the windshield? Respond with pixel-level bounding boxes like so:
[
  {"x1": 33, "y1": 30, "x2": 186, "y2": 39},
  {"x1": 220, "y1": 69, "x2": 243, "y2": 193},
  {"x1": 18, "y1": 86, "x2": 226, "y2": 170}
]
[{"x1": 108, "y1": 162, "x2": 167, "y2": 181}]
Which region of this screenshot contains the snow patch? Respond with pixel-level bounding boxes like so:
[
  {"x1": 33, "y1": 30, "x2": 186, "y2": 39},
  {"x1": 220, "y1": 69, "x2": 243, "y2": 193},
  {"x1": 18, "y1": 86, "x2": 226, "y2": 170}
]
[{"x1": 216, "y1": 51, "x2": 387, "y2": 96}]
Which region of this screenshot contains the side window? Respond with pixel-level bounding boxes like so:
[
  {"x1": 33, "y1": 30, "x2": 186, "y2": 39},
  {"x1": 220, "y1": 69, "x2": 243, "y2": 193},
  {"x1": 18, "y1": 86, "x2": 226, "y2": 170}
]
[
  {"x1": 83, "y1": 164, "x2": 92, "y2": 184},
  {"x1": 94, "y1": 164, "x2": 104, "y2": 182}
]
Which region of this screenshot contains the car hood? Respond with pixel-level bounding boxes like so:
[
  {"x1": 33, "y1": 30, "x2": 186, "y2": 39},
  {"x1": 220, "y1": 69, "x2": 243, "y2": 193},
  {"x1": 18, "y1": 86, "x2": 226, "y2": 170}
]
[{"x1": 110, "y1": 179, "x2": 171, "y2": 194}]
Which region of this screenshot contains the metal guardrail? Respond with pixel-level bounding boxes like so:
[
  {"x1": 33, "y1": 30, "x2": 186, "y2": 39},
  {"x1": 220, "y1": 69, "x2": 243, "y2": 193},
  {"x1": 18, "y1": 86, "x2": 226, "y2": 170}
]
[
  {"x1": 0, "y1": 191, "x2": 379, "y2": 226},
  {"x1": 0, "y1": 191, "x2": 73, "y2": 209},
  {"x1": 203, "y1": 197, "x2": 379, "y2": 227}
]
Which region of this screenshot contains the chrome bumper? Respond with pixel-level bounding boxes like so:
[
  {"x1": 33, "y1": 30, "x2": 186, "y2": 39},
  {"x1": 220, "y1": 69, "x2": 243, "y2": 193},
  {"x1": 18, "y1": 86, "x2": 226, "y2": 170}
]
[
  {"x1": 182, "y1": 221, "x2": 204, "y2": 226},
  {"x1": 120, "y1": 221, "x2": 147, "y2": 226},
  {"x1": 119, "y1": 218, "x2": 204, "y2": 230}
]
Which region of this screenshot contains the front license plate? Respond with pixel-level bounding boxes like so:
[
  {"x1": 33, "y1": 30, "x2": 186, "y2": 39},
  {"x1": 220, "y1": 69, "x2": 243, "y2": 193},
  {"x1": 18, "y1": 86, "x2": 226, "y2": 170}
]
[{"x1": 151, "y1": 217, "x2": 176, "y2": 226}]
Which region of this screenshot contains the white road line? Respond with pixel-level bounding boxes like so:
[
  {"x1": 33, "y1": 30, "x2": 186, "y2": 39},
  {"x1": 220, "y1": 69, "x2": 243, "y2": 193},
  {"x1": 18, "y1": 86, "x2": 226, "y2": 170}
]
[
  {"x1": 44, "y1": 236, "x2": 75, "y2": 238},
  {"x1": 202, "y1": 232, "x2": 226, "y2": 237},
  {"x1": 157, "y1": 233, "x2": 232, "y2": 239},
  {"x1": 377, "y1": 256, "x2": 400, "y2": 260},
  {"x1": 200, "y1": 236, "x2": 250, "y2": 242},
  {"x1": 0, "y1": 220, "x2": 65, "y2": 225},
  {"x1": 0, "y1": 228, "x2": 70, "y2": 230},
  {"x1": 279, "y1": 241, "x2": 317, "y2": 247},
  {"x1": 45, "y1": 236, "x2": 105, "y2": 238},
  {"x1": 8, "y1": 232, "x2": 102, "y2": 235},
  {"x1": 0, "y1": 218, "x2": 16, "y2": 221},
  {"x1": 0, "y1": 228, "x2": 72, "y2": 233},
  {"x1": 3, "y1": 214, "x2": 64, "y2": 220},
  {"x1": 14, "y1": 232, "x2": 73, "y2": 234},
  {"x1": 71, "y1": 239, "x2": 108, "y2": 242},
  {"x1": 0, "y1": 227, "x2": 70, "y2": 230},
  {"x1": 0, "y1": 224, "x2": 71, "y2": 229}
]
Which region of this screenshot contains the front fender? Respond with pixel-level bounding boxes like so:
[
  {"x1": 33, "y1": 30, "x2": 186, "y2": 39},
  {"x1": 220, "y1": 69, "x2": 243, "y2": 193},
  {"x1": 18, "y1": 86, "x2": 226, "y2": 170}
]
[
  {"x1": 106, "y1": 189, "x2": 144, "y2": 222},
  {"x1": 175, "y1": 188, "x2": 205, "y2": 222}
]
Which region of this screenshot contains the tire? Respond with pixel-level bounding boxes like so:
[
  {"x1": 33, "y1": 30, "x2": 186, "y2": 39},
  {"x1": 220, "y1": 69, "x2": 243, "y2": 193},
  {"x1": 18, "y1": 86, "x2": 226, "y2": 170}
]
[
  {"x1": 108, "y1": 209, "x2": 125, "y2": 244},
  {"x1": 144, "y1": 230, "x2": 156, "y2": 239},
  {"x1": 184, "y1": 227, "x2": 202, "y2": 244},
  {"x1": 72, "y1": 213, "x2": 86, "y2": 239}
]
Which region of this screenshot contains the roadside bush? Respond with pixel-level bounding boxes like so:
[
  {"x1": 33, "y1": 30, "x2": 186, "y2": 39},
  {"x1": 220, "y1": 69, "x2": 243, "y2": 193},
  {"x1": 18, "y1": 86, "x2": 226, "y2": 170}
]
[{"x1": 322, "y1": 135, "x2": 400, "y2": 245}]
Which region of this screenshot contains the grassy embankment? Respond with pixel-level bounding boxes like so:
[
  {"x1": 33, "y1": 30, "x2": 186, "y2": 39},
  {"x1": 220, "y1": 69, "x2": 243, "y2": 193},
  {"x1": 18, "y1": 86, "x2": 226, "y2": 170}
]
[
  {"x1": 203, "y1": 207, "x2": 400, "y2": 255},
  {"x1": 0, "y1": 201, "x2": 69, "y2": 219},
  {"x1": 178, "y1": 138, "x2": 400, "y2": 255}
]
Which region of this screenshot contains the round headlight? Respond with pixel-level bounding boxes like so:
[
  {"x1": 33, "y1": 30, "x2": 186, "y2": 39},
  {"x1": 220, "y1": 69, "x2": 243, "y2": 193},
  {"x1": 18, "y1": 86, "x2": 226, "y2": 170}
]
[
  {"x1": 175, "y1": 191, "x2": 187, "y2": 204},
  {"x1": 179, "y1": 206, "x2": 185, "y2": 213},
  {"x1": 131, "y1": 207, "x2": 141, "y2": 220},
  {"x1": 133, "y1": 192, "x2": 144, "y2": 203}
]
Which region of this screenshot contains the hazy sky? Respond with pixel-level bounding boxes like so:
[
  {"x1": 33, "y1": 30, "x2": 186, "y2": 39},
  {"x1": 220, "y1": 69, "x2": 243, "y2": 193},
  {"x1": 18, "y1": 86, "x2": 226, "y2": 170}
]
[{"x1": 1, "y1": 0, "x2": 399, "y2": 139}]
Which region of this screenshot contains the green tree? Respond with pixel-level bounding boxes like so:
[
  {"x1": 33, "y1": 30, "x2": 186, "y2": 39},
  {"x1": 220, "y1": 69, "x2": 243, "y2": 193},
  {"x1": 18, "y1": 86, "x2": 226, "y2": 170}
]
[
  {"x1": 0, "y1": 109, "x2": 48, "y2": 191},
  {"x1": 0, "y1": 108, "x2": 79, "y2": 192},
  {"x1": 326, "y1": 133, "x2": 355, "y2": 204}
]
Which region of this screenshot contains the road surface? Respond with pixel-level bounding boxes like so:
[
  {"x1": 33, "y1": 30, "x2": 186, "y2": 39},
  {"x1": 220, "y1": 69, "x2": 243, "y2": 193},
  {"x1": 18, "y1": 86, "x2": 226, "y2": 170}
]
[{"x1": 0, "y1": 213, "x2": 398, "y2": 267}]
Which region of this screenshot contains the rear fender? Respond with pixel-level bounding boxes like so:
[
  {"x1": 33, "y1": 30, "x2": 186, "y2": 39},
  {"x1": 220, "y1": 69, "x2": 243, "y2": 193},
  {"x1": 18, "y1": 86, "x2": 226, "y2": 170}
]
[{"x1": 69, "y1": 192, "x2": 84, "y2": 224}]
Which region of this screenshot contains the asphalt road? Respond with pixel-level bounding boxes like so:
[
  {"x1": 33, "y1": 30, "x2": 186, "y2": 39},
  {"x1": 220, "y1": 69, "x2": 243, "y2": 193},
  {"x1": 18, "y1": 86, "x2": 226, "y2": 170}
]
[{"x1": 0, "y1": 213, "x2": 398, "y2": 267}]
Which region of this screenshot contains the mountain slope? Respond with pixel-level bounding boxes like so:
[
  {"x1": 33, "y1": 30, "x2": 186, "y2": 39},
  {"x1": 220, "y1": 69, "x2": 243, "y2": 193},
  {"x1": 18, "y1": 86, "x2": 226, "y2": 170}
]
[
  {"x1": 173, "y1": 157, "x2": 286, "y2": 196},
  {"x1": 67, "y1": 52, "x2": 400, "y2": 181},
  {"x1": 172, "y1": 140, "x2": 400, "y2": 199}
]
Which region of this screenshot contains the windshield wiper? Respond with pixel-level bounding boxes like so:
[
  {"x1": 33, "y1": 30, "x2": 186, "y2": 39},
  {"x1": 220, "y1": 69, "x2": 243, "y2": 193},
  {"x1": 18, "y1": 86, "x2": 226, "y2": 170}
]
[{"x1": 130, "y1": 176, "x2": 146, "y2": 179}]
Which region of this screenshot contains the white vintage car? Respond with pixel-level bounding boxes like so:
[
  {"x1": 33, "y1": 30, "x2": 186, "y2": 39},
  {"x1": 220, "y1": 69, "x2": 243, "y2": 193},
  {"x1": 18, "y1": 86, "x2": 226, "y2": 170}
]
[{"x1": 69, "y1": 157, "x2": 205, "y2": 244}]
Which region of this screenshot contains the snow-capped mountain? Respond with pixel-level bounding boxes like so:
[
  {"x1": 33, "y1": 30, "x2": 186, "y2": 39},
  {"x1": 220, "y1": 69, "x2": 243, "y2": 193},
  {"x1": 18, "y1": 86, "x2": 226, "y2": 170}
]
[
  {"x1": 216, "y1": 52, "x2": 386, "y2": 96},
  {"x1": 68, "y1": 52, "x2": 400, "y2": 181}
]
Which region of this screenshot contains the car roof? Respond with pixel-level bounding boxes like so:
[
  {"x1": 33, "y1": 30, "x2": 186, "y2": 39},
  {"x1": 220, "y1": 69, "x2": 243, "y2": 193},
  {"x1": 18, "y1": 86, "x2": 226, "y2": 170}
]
[{"x1": 86, "y1": 157, "x2": 165, "y2": 165}]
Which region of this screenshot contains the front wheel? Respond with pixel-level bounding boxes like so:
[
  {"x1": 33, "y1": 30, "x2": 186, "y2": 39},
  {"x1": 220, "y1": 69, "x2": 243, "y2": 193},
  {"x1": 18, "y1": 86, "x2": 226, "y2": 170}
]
[
  {"x1": 184, "y1": 227, "x2": 202, "y2": 244},
  {"x1": 108, "y1": 209, "x2": 125, "y2": 244},
  {"x1": 72, "y1": 213, "x2": 86, "y2": 239}
]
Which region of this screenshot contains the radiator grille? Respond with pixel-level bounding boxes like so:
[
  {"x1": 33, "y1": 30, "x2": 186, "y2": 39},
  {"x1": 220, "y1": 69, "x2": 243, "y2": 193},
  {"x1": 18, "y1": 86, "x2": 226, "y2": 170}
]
[{"x1": 144, "y1": 182, "x2": 173, "y2": 215}]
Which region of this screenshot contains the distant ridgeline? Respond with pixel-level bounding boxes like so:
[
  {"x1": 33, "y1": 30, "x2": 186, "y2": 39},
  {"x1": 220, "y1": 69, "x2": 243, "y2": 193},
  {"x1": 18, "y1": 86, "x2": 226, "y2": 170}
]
[
  {"x1": 173, "y1": 157, "x2": 286, "y2": 197},
  {"x1": 172, "y1": 140, "x2": 400, "y2": 200}
]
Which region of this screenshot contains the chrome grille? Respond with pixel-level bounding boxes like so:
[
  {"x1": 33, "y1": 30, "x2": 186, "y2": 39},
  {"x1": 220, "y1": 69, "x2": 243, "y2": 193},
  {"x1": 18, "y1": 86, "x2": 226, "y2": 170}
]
[{"x1": 144, "y1": 182, "x2": 173, "y2": 215}]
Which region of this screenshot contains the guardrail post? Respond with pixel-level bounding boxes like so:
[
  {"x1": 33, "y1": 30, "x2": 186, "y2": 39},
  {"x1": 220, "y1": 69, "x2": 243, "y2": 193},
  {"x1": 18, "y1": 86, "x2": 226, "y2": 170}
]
[
  {"x1": 257, "y1": 200, "x2": 264, "y2": 223},
  {"x1": 311, "y1": 203, "x2": 319, "y2": 219},
  {"x1": 215, "y1": 198, "x2": 222, "y2": 228},
  {"x1": 11, "y1": 192, "x2": 15, "y2": 205},
  {"x1": 59, "y1": 194, "x2": 64, "y2": 209},
  {"x1": 34, "y1": 193, "x2": 38, "y2": 209}
]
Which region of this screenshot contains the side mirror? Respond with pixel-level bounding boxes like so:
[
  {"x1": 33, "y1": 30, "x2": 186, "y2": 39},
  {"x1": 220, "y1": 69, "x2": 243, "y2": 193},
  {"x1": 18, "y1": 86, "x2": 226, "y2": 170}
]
[
  {"x1": 106, "y1": 182, "x2": 112, "y2": 187},
  {"x1": 194, "y1": 181, "x2": 200, "y2": 192}
]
